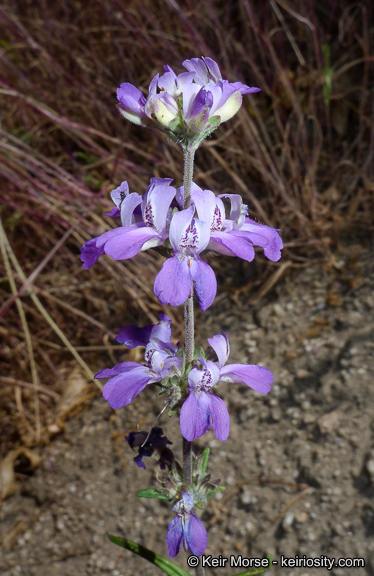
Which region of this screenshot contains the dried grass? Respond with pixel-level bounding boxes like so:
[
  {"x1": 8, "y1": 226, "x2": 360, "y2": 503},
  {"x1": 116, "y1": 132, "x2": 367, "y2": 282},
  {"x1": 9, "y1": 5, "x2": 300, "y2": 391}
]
[{"x1": 0, "y1": 0, "x2": 373, "y2": 458}]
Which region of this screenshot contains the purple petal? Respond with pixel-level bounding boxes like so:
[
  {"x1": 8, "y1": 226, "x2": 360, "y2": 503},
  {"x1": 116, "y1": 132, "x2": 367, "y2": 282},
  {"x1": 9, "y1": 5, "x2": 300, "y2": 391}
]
[
  {"x1": 241, "y1": 219, "x2": 283, "y2": 262},
  {"x1": 188, "y1": 514, "x2": 208, "y2": 556},
  {"x1": 116, "y1": 325, "x2": 153, "y2": 347},
  {"x1": 202, "y1": 57, "x2": 222, "y2": 83},
  {"x1": 190, "y1": 258, "x2": 217, "y2": 311},
  {"x1": 169, "y1": 206, "x2": 195, "y2": 252},
  {"x1": 154, "y1": 257, "x2": 191, "y2": 307},
  {"x1": 110, "y1": 181, "x2": 129, "y2": 208},
  {"x1": 231, "y1": 81, "x2": 261, "y2": 94},
  {"x1": 209, "y1": 394, "x2": 230, "y2": 441},
  {"x1": 191, "y1": 187, "x2": 216, "y2": 229},
  {"x1": 207, "y1": 332, "x2": 230, "y2": 369},
  {"x1": 81, "y1": 238, "x2": 105, "y2": 269},
  {"x1": 220, "y1": 364, "x2": 273, "y2": 394},
  {"x1": 187, "y1": 88, "x2": 213, "y2": 120},
  {"x1": 95, "y1": 361, "x2": 142, "y2": 378},
  {"x1": 180, "y1": 393, "x2": 211, "y2": 441},
  {"x1": 182, "y1": 58, "x2": 209, "y2": 85},
  {"x1": 102, "y1": 226, "x2": 161, "y2": 260},
  {"x1": 120, "y1": 192, "x2": 142, "y2": 227},
  {"x1": 142, "y1": 183, "x2": 176, "y2": 234},
  {"x1": 209, "y1": 231, "x2": 255, "y2": 262},
  {"x1": 166, "y1": 517, "x2": 183, "y2": 558},
  {"x1": 105, "y1": 207, "x2": 120, "y2": 218},
  {"x1": 102, "y1": 367, "x2": 152, "y2": 409},
  {"x1": 117, "y1": 83, "x2": 146, "y2": 115}
]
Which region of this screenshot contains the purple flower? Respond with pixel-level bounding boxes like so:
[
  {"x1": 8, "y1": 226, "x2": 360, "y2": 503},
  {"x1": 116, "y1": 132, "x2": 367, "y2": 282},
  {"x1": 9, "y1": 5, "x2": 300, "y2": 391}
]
[
  {"x1": 125, "y1": 427, "x2": 174, "y2": 470},
  {"x1": 166, "y1": 493, "x2": 208, "y2": 558},
  {"x1": 179, "y1": 183, "x2": 283, "y2": 263},
  {"x1": 96, "y1": 315, "x2": 181, "y2": 409},
  {"x1": 117, "y1": 57, "x2": 260, "y2": 144},
  {"x1": 180, "y1": 332, "x2": 273, "y2": 441},
  {"x1": 81, "y1": 178, "x2": 176, "y2": 269},
  {"x1": 154, "y1": 206, "x2": 217, "y2": 311}
]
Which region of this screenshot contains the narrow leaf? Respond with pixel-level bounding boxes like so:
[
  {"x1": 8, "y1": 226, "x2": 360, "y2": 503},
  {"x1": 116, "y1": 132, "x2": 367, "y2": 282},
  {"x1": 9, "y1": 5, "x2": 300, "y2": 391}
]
[
  {"x1": 136, "y1": 489, "x2": 169, "y2": 501},
  {"x1": 107, "y1": 535, "x2": 191, "y2": 576}
]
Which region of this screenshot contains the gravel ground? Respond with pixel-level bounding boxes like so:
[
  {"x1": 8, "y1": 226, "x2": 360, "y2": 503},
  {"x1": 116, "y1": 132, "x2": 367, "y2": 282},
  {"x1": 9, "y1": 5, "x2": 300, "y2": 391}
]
[{"x1": 1, "y1": 247, "x2": 373, "y2": 576}]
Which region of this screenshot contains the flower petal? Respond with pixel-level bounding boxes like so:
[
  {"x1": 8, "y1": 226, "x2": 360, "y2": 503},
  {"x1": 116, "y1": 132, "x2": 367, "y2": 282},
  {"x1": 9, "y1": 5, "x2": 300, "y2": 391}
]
[
  {"x1": 102, "y1": 226, "x2": 161, "y2": 260},
  {"x1": 209, "y1": 394, "x2": 230, "y2": 441},
  {"x1": 154, "y1": 257, "x2": 191, "y2": 307},
  {"x1": 190, "y1": 258, "x2": 217, "y2": 311},
  {"x1": 207, "y1": 332, "x2": 230, "y2": 369},
  {"x1": 180, "y1": 393, "x2": 211, "y2": 441},
  {"x1": 220, "y1": 364, "x2": 273, "y2": 394},
  {"x1": 95, "y1": 361, "x2": 141, "y2": 378},
  {"x1": 166, "y1": 517, "x2": 183, "y2": 558},
  {"x1": 102, "y1": 367, "x2": 152, "y2": 409},
  {"x1": 81, "y1": 238, "x2": 105, "y2": 270},
  {"x1": 209, "y1": 231, "x2": 255, "y2": 262},
  {"x1": 188, "y1": 514, "x2": 208, "y2": 556}
]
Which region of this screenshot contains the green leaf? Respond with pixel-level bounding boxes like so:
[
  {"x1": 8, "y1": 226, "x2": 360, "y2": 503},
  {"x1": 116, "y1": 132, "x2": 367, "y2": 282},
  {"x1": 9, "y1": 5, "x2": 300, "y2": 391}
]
[
  {"x1": 233, "y1": 555, "x2": 272, "y2": 576},
  {"x1": 136, "y1": 489, "x2": 169, "y2": 501},
  {"x1": 200, "y1": 448, "x2": 210, "y2": 476},
  {"x1": 205, "y1": 486, "x2": 225, "y2": 499},
  {"x1": 107, "y1": 535, "x2": 191, "y2": 576}
]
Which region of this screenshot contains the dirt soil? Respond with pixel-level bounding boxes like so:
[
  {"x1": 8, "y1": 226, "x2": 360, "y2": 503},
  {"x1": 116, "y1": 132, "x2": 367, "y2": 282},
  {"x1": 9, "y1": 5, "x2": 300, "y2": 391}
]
[{"x1": 1, "y1": 248, "x2": 373, "y2": 576}]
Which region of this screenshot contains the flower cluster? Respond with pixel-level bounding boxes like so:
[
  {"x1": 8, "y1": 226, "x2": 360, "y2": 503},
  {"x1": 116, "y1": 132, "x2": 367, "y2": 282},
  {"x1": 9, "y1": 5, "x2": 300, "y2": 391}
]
[
  {"x1": 81, "y1": 178, "x2": 283, "y2": 311},
  {"x1": 96, "y1": 316, "x2": 273, "y2": 442},
  {"x1": 87, "y1": 56, "x2": 280, "y2": 560},
  {"x1": 117, "y1": 57, "x2": 260, "y2": 148}
]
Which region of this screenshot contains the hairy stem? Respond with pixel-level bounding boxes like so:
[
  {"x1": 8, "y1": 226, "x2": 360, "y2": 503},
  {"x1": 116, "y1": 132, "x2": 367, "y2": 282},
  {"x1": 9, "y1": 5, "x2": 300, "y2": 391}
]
[
  {"x1": 182, "y1": 150, "x2": 194, "y2": 483},
  {"x1": 183, "y1": 147, "x2": 195, "y2": 364}
]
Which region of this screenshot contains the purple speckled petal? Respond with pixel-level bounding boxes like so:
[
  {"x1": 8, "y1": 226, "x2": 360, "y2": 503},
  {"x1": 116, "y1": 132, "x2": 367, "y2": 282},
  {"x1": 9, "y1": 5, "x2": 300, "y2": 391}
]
[
  {"x1": 207, "y1": 332, "x2": 230, "y2": 369},
  {"x1": 81, "y1": 238, "x2": 105, "y2": 270},
  {"x1": 168, "y1": 207, "x2": 195, "y2": 252},
  {"x1": 188, "y1": 514, "x2": 208, "y2": 556},
  {"x1": 220, "y1": 364, "x2": 273, "y2": 394},
  {"x1": 190, "y1": 258, "x2": 217, "y2": 311},
  {"x1": 142, "y1": 183, "x2": 176, "y2": 234},
  {"x1": 102, "y1": 366, "x2": 152, "y2": 408},
  {"x1": 154, "y1": 257, "x2": 191, "y2": 307}
]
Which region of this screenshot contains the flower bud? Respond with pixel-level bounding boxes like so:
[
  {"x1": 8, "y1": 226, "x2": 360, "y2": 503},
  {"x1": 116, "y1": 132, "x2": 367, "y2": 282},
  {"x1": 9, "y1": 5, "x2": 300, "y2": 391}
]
[{"x1": 214, "y1": 90, "x2": 242, "y2": 123}]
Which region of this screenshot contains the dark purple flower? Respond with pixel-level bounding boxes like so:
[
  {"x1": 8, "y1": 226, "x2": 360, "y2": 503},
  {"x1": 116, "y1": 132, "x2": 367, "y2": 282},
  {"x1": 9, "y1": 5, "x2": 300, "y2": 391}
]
[
  {"x1": 125, "y1": 427, "x2": 174, "y2": 470},
  {"x1": 154, "y1": 206, "x2": 217, "y2": 311},
  {"x1": 180, "y1": 332, "x2": 273, "y2": 441},
  {"x1": 166, "y1": 493, "x2": 208, "y2": 558}
]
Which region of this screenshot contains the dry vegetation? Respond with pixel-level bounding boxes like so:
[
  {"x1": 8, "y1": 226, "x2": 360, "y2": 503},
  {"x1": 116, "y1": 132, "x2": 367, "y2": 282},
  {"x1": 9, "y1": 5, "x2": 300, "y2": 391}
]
[{"x1": 0, "y1": 0, "x2": 373, "y2": 463}]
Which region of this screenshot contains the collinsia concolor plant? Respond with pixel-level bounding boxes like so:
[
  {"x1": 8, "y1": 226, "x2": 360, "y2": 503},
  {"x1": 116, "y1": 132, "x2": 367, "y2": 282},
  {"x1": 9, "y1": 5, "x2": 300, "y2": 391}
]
[{"x1": 83, "y1": 57, "x2": 281, "y2": 575}]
